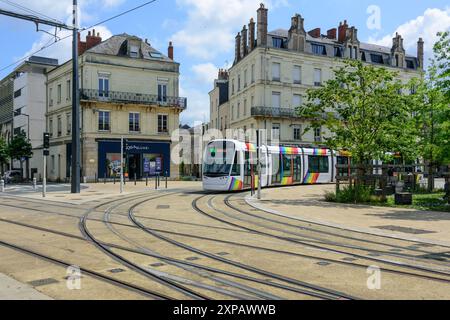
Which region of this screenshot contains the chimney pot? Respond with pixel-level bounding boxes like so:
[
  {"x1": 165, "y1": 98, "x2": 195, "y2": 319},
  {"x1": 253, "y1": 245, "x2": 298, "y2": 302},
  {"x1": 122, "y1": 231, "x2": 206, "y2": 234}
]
[{"x1": 168, "y1": 41, "x2": 174, "y2": 60}]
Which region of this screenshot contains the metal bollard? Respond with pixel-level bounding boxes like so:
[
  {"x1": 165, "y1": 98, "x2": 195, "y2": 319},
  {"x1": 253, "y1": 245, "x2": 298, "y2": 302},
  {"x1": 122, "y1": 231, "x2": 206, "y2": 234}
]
[
  {"x1": 134, "y1": 173, "x2": 137, "y2": 186},
  {"x1": 165, "y1": 171, "x2": 168, "y2": 189},
  {"x1": 104, "y1": 173, "x2": 107, "y2": 184},
  {"x1": 0, "y1": 179, "x2": 4, "y2": 193},
  {"x1": 33, "y1": 178, "x2": 37, "y2": 191},
  {"x1": 146, "y1": 175, "x2": 148, "y2": 186},
  {"x1": 113, "y1": 175, "x2": 116, "y2": 184},
  {"x1": 158, "y1": 174, "x2": 160, "y2": 187},
  {"x1": 155, "y1": 175, "x2": 158, "y2": 190}
]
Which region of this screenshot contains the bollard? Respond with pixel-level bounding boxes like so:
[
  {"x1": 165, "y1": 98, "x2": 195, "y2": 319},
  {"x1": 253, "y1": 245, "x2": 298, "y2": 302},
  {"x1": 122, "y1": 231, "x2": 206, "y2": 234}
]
[
  {"x1": 165, "y1": 171, "x2": 168, "y2": 189},
  {"x1": 83, "y1": 176, "x2": 87, "y2": 184},
  {"x1": 0, "y1": 179, "x2": 4, "y2": 193},
  {"x1": 146, "y1": 175, "x2": 148, "y2": 186},
  {"x1": 134, "y1": 173, "x2": 137, "y2": 186},
  {"x1": 95, "y1": 173, "x2": 97, "y2": 183},
  {"x1": 155, "y1": 174, "x2": 158, "y2": 190},
  {"x1": 158, "y1": 173, "x2": 160, "y2": 187},
  {"x1": 104, "y1": 173, "x2": 107, "y2": 184},
  {"x1": 33, "y1": 178, "x2": 37, "y2": 191},
  {"x1": 113, "y1": 175, "x2": 116, "y2": 184}
]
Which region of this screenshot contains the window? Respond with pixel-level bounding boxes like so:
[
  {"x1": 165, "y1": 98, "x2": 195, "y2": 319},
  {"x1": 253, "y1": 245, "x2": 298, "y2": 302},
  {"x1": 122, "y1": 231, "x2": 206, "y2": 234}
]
[
  {"x1": 251, "y1": 96, "x2": 254, "y2": 109},
  {"x1": 282, "y1": 155, "x2": 292, "y2": 177},
  {"x1": 370, "y1": 54, "x2": 384, "y2": 64},
  {"x1": 314, "y1": 68, "x2": 322, "y2": 86},
  {"x1": 293, "y1": 66, "x2": 301, "y2": 84},
  {"x1": 149, "y1": 51, "x2": 163, "y2": 59},
  {"x1": 130, "y1": 45, "x2": 139, "y2": 58},
  {"x1": 294, "y1": 127, "x2": 301, "y2": 140},
  {"x1": 349, "y1": 46, "x2": 353, "y2": 59},
  {"x1": 49, "y1": 118, "x2": 53, "y2": 137},
  {"x1": 272, "y1": 92, "x2": 281, "y2": 108},
  {"x1": 308, "y1": 156, "x2": 329, "y2": 173},
  {"x1": 98, "y1": 111, "x2": 110, "y2": 131},
  {"x1": 158, "y1": 83, "x2": 167, "y2": 102},
  {"x1": 57, "y1": 84, "x2": 62, "y2": 104},
  {"x1": 353, "y1": 47, "x2": 358, "y2": 60},
  {"x1": 244, "y1": 99, "x2": 247, "y2": 116},
  {"x1": 231, "y1": 105, "x2": 234, "y2": 120},
  {"x1": 129, "y1": 112, "x2": 140, "y2": 132},
  {"x1": 66, "y1": 113, "x2": 71, "y2": 135},
  {"x1": 251, "y1": 64, "x2": 255, "y2": 83},
  {"x1": 314, "y1": 127, "x2": 322, "y2": 142},
  {"x1": 312, "y1": 44, "x2": 327, "y2": 55},
  {"x1": 49, "y1": 88, "x2": 53, "y2": 106},
  {"x1": 66, "y1": 80, "x2": 71, "y2": 100},
  {"x1": 57, "y1": 116, "x2": 62, "y2": 137},
  {"x1": 158, "y1": 115, "x2": 168, "y2": 133},
  {"x1": 334, "y1": 47, "x2": 342, "y2": 57},
  {"x1": 238, "y1": 75, "x2": 241, "y2": 91},
  {"x1": 231, "y1": 152, "x2": 240, "y2": 176},
  {"x1": 232, "y1": 79, "x2": 235, "y2": 95},
  {"x1": 244, "y1": 69, "x2": 248, "y2": 87},
  {"x1": 237, "y1": 102, "x2": 240, "y2": 118},
  {"x1": 99, "y1": 77, "x2": 109, "y2": 97},
  {"x1": 361, "y1": 51, "x2": 366, "y2": 62},
  {"x1": 406, "y1": 60, "x2": 415, "y2": 69},
  {"x1": 293, "y1": 94, "x2": 302, "y2": 108},
  {"x1": 14, "y1": 89, "x2": 21, "y2": 98},
  {"x1": 272, "y1": 37, "x2": 283, "y2": 48},
  {"x1": 272, "y1": 123, "x2": 280, "y2": 140},
  {"x1": 272, "y1": 62, "x2": 281, "y2": 81}
]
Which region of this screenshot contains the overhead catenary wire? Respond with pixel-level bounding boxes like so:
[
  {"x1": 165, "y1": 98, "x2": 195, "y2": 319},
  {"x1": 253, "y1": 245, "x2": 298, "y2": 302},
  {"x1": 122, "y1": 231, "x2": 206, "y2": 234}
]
[
  {"x1": 0, "y1": 0, "x2": 62, "y2": 24},
  {"x1": 0, "y1": 0, "x2": 159, "y2": 73}
]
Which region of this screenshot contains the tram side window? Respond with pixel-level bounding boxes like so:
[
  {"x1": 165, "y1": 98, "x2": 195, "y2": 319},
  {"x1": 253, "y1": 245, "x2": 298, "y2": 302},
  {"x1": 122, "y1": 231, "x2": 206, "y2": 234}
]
[
  {"x1": 231, "y1": 152, "x2": 240, "y2": 176},
  {"x1": 282, "y1": 155, "x2": 292, "y2": 177},
  {"x1": 308, "y1": 156, "x2": 329, "y2": 173},
  {"x1": 294, "y1": 156, "x2": 302, "y2": 181}
]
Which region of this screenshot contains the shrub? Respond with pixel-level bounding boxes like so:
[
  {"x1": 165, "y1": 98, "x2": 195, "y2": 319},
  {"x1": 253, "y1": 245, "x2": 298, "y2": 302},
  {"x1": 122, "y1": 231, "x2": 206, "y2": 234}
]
[
  {"x1": 324, "y1": 191, "x2": 337, "y2": 202},
  {"x1": 325, "y1": 185, "x2": 374, "y2": 204}
]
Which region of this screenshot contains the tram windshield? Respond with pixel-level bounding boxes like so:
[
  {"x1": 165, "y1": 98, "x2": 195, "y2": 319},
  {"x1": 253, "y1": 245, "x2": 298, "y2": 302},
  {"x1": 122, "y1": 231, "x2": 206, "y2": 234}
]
[{"x1": 203, "y1": 141, "x2": 236, "y2": 177}]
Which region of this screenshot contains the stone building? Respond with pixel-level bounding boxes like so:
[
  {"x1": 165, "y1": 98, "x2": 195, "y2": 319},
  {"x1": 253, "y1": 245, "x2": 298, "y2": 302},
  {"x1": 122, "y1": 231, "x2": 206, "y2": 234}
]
[
  {"x1": 210, "y1": 4, "x2": 424, "y2": 146},
  {"x1": 46, "y1": 31, "x2": 186, "y2": 182}
]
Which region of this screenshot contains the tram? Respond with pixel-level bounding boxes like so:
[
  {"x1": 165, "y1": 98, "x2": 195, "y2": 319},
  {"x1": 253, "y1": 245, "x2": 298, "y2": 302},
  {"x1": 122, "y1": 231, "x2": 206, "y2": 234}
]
[{"x1": 202, "y1": 139, "x2": 351, "y2": 192}]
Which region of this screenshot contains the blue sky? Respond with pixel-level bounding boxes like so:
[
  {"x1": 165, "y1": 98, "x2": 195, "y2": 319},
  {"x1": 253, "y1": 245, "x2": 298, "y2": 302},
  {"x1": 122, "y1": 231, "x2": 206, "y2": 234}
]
[{"x1": 1, "y1": 0, "x2": 449, "y2": 125}]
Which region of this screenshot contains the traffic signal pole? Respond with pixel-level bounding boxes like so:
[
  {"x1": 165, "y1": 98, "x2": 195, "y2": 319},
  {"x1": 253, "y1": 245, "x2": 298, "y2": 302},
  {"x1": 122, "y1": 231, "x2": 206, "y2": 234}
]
[{"x1": 71, "y1": 0, "x2": 81, "y2": 193}]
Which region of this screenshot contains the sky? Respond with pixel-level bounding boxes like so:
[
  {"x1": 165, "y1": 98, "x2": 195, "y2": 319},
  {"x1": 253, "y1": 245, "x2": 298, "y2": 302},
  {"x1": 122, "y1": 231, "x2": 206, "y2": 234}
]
[{"x1": 0, "y1": 0, "x2": 449, "y2": 125}]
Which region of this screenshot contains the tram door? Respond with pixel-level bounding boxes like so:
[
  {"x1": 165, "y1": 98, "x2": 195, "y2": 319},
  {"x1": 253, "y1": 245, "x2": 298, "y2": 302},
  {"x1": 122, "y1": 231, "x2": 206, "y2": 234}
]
[
  {"x1": 282, "y1": 154, "x2": 293, "y2": 182},
  {"x1": 244, "y1": 151, "x2": 256, "y2": 188},
  {"x1": 271, "y1": 153, "x2": 281, "y2": 184},
  {"x1": 294, "y1": 155, "x2": 302, "y2": 183}
]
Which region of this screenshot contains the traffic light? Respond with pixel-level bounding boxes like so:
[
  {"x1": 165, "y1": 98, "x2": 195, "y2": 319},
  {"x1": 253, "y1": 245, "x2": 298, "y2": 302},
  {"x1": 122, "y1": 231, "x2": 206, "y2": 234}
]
[{"x1": 43, "y1": 133, "x2": 50, "y2": 149}]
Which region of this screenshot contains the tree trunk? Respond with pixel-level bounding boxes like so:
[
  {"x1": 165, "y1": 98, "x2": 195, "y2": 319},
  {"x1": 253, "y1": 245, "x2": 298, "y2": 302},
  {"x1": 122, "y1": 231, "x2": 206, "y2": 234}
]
[{"x1": 427, "y1": 162, "x2": 434, "y2": 193}]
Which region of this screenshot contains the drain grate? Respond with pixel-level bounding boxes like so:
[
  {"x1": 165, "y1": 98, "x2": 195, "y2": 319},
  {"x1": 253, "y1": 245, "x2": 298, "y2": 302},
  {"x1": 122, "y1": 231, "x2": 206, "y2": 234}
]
[
  {"x1": 342, "y1": 257, "x2": 357, "y2": 262},
  {"x1": 150, "y1": 263, "x2": 165, "y2": 268},
  {"x1": 317, "y1": 262, "x2": 331, "y2": 266},
  {"x1": 217, "y1": 252, "x2": 229, "y2": 256},
  {"x1": 389, "y1": 248, "x2": 403, "y2": 252},
  {"x1": 368, "y1": 252, "x2": 382, "y2": 257},
  {"x1": 109, "y1": 268, "x2": 125, "y2": 274},
  {"x1": 28, "y1": 278, "x2": 59, "y2": 287},
  {"x1": 185, "y1": 257, "x2": 200, "y2": 261},
  {"x1": 373, "y1": 225, "x2": 435, "y2": 235},
  {"x1": 157, "y1": 205, "x2": 170, "y2": 209}
]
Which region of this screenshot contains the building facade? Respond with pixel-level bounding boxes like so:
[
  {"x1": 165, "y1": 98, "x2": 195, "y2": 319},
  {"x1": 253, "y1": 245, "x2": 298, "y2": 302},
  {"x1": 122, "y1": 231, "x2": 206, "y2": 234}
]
[
  {"x1": 46, "y1": 32, "x2": 186, "y2": 182},
  {"x1": 210, "y1": 4, "x2": 424, "y2": 146},
  {"x1": 0, "y1": 56, "x2": 58, "y2": 178}
]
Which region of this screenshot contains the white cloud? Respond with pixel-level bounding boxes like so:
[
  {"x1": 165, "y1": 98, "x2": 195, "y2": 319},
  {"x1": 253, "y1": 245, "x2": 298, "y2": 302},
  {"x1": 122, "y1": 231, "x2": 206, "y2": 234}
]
[
  {"x1": 191, "y1": 63, "x2": 218, "y2": 85},
  {"x1": 172, "y1": 0, "x2": 289, "y2": 60},
  {"x1": 179, "y1": 84, "x2": 210, "y2": 125},
  {"x1": 368, "y1": 7, "x2": 450, "y2": 62}
]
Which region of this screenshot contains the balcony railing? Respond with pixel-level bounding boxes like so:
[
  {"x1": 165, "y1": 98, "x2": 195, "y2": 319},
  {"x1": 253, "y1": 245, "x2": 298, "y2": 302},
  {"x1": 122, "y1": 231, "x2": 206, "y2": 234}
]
[
  {"x1": 251, "y1": 106, "x2": 301, "y2": 118},
  {"x1": 80, "y1": 89, "x2": 187, "y2": 110}
]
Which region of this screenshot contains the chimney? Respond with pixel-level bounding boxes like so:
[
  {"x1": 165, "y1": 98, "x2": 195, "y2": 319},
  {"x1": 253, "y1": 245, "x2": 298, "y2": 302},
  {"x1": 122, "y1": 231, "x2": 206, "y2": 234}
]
[
  {"x1": 248, "y1": 18, "x2": 256, "y2": 51},
  {"x1": 338, "y1": 20, "x2": 348, "y2": 43},
  {"x1": 77, "y1": 32, "x2": 87, "y2": 55},
  {"x1": 218, "y1": 69, "x2": 229, "y2": 80},
  {"x1": 308, "y1": 28, "x2": 321, "y2": 38},
  {"x1": 84, "y1": 29, "x2": 102, "y2": 52},
  {"x1": 327, "y1": 28, "x2": 337, "y2": 40},
  {"x1": 417, "y1": 38, "x2": 424, "y2": 70},
  {"x1": 257, "y1": 3, "x2": 268, "y2": 47},
  {"x1": 168, "y1": 41, "x2": 174, "y2": 60},
  {"x1": 235, "y1": 33, "x2": 241, "y2": 62},
  {"x1": 241, "y1": 25, "x2": 248, "y2": 58}
]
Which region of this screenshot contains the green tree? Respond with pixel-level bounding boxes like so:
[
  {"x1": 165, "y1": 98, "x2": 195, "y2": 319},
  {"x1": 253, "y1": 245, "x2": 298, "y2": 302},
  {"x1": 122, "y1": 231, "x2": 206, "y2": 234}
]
[
  {"x1": 298, "y1": 59, "x2": 417, "y2": 173},
  {"x1": 433, "y1": 31, "x2": 450, "y2": 99},
  {"x1": 7, "y1": 131, "x2": 32, "y2": 179},
  {"x1": 0, "y1": 137, "x2": 8, "y2": 174}
]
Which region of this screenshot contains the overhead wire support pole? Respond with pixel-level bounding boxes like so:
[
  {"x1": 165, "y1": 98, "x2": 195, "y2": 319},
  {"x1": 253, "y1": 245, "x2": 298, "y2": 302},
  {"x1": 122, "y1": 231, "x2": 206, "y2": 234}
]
[{"x1": 71, "y1": 0, "x2": 81, "y2": 194}]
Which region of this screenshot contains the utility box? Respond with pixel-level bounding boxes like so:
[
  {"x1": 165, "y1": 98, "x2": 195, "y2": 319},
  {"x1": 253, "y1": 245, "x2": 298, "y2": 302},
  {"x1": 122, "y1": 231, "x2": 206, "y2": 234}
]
[{"x1": 395, "y1": 193, "x2": 413, "y2": 205}]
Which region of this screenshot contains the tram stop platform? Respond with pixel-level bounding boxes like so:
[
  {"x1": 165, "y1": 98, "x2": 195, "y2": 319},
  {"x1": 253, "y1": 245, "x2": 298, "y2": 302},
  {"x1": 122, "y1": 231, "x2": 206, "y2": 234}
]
[
  {"x1": 0, "y1": 273, "x2": 52, "y2": 300},
  {"x1": 247, "y1": 184, "x2": 450, "y2": 247}
]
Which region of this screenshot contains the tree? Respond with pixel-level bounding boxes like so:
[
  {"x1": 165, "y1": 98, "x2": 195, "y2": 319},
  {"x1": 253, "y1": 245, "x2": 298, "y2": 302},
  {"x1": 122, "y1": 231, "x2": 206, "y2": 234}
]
[
  {"x1": 0, "y1": 137, "x2": 8, "y2": 174},
  {"x1": 433, "y1": 31, "x2": 450, "y2": 99},
  {"x1": 7, "y1": 131, "x2": 32, "y2": 179},
  {"x1": 298, "y1": 60, "x2": 417, "y2": 174}
]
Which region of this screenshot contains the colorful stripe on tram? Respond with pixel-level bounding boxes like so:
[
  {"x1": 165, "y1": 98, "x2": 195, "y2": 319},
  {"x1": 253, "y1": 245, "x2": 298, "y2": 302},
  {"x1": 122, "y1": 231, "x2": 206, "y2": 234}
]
[
  {"x1": 281, "y1": 176, "x2": 294, "y2": 185},
  {"x1": 229, "y1": 177, "x2": 243, "y2": 191},
  {"x1": 313, "y1": 149, "x2": 328, "y2": 156},
  {"x1": 246, "y1": 143, "x2": 257, "y2": 152},
  {"x1": 303, "y1": 172, "x2": 320, "y2": 184},
  {"x1": 279, "y1": 147, "x2": 300, "y2": 155}
]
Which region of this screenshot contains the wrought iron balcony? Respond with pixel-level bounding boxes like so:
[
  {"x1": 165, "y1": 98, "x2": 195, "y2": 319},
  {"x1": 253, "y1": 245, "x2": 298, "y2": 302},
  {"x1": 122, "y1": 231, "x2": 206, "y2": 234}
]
[
  {"x1": 80, "y1": 89, "x2": 187, "y2": 110},
  {"x1": 251, "y1": 106, "x2": 301, "y2": 118}
]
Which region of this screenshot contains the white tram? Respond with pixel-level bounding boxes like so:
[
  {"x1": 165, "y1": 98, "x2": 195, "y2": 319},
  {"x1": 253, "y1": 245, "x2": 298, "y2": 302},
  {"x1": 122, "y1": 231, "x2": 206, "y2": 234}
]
[{"x1": 202, "y1": 139, "x2": 351, "y2": 192}]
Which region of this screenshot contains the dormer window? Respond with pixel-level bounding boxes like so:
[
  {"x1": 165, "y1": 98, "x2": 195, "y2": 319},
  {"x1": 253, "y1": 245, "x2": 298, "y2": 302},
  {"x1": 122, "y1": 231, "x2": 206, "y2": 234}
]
[
  {"x1": 406, "y1": 60, "x2": 415, "y2": 69},
  {"x1": 334, "y1": 47, "x2": 342, "y2": 57},
  {"x1": 370, "y1": 54, "x2": 384, "y2": 64},
  {"x1": 272, "y1": 37, "x2": 283, "y2": 48},
  {"x1": 312, "y1": 44, "x2": 327, "y2": 56},
  {"x1": 149, "y1": 51, "x2": 163, "y2": 59},
  {"x1": 130, "y1": 45, "x2": 139, "y2": 58}
]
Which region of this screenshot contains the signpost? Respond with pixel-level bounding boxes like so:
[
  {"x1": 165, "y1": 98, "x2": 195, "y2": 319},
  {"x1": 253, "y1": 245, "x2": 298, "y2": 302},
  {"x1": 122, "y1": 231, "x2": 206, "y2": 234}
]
[
  {"x1": 120, "y1": 136, "x2": 124, "y2": 194},
  {"x1": 257, "y1": 130, "x2": 262, "y2": 200},
  {"x1": 43, "y1": 133, "x2": 50, "y2": 198}
]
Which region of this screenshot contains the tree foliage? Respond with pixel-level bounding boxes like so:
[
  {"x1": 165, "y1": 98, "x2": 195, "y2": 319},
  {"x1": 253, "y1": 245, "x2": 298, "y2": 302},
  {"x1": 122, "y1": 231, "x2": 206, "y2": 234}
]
[
  {"x1": 7, "y1": 131, "x2": 32, "y2": 161},
  {"x1": 298, "y1": 59, "x2": 416, "y2": 165},
  {"x1": 433, "y1": 31, "x2": 450, "y2": 99},
  {"x1": 0, "y1": 137, "x2": 8, "y2": 166}
]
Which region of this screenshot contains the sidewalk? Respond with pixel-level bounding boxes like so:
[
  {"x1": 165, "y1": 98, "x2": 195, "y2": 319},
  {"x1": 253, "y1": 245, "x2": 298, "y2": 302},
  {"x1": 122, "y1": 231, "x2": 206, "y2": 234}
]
[
  {"x1": 247, "y1": 184, "x2": 450, "y2": 246},
  {"x1": 0, "y1": 273, "x2": 52, "y2": 300}
]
